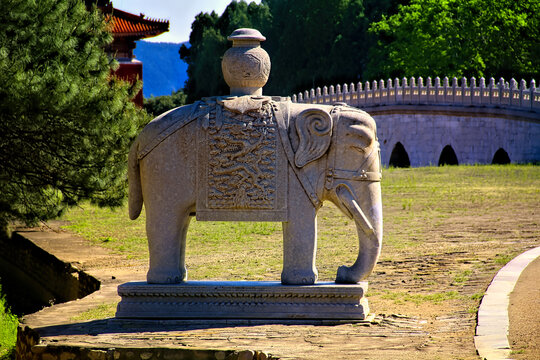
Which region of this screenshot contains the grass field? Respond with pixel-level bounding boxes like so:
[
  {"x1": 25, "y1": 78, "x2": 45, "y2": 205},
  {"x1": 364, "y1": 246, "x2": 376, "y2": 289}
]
[
  {"x1": 60, "y1": 164, "x2": 539, "y2": 281},
  {"x1": 2, "y1": 164, "x2": 538, "y2": 357},
  {"x1": 0, "y1": 284, "x2": 17, "y2": 360}
]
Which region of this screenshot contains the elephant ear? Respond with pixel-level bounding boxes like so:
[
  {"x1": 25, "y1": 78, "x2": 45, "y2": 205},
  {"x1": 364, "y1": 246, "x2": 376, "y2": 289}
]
[{"x1": 294, "y1": 109, "x2": 333, "y2": 168}]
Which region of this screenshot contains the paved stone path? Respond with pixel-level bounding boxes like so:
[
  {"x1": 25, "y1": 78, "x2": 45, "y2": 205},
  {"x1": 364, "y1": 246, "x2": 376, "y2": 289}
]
[
  {"x1": 15, "y1": 227, "x2": 540, "y2": 359},
  {"x1": 475, "y1": 246, "x2": 540, "y2": 360}
]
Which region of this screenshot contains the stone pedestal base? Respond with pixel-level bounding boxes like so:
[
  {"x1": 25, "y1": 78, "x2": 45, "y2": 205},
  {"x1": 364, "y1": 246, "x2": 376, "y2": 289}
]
[{"x1": 116, "y1": 281, "x2": 369, "y2": 320}]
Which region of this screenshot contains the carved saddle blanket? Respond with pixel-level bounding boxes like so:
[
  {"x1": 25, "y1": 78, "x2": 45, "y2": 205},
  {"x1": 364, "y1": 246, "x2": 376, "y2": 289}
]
[{"x1": 196, "y1": 96, "x2": 288, "y2": 221}]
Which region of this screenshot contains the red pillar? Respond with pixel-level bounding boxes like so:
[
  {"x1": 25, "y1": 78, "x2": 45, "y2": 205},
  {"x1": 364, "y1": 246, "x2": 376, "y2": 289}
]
[{"x1": 114, "y1": 59, "x2": 143, "y2": 107}]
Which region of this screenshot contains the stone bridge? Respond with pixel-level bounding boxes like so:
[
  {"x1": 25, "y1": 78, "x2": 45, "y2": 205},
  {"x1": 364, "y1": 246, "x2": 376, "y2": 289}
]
[{"x1": 293, "y1": 77, "x2": 540, "y2": 167}]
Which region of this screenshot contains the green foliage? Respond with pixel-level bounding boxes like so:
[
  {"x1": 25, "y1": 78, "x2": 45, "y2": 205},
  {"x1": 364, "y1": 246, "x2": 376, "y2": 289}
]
[
  {"x1": 0, "y1": 0, "x2": 151, "y2": 226},
  {"x1": 180, "y1": 0, "x2": 404, "y2": 100},
  {"x1": 180, "y1": 1, "x2": 271, "y2": 102},
  {"x1": 0, "y1": 284, "x2": 17, "y2": 359},
  {"x1": 262, "y1": 0, "x2": 402, "y2": 95},
  {"x1": 181, "y1": 0, "x2": 538, "y2": 99},
  {"x1": 367, "y1": 0, "x2": 540, "y2": 80},
  {"x1": 144, "y1": 89, "x2": 187, "y2": 117}
]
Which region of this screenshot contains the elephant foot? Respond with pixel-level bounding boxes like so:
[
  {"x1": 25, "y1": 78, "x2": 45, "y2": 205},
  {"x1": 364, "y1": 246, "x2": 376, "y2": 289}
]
[
  {"x1": 281, "y1": 269, "x2": 318, "y2": 285},
  {"x1": 147, "y1": 268, "x2": 187, "y2": 284},
  {"x1": 335, "y1": 265, "x2": 365, "y2": 284}
]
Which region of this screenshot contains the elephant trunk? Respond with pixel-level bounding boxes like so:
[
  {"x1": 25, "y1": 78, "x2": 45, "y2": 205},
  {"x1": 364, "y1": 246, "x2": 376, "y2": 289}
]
[
  {"x1": 128, "y1": 139, "x2": 143, "y2": 220},
  {"x1": 334, "y1": 183, "x2": 382, "y2": 284}
]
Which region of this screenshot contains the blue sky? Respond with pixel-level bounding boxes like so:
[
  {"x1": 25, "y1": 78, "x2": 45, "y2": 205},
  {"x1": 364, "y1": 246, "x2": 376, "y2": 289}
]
[{"x1": 112, "y1": 0, "x2": 261, "y2": 43}]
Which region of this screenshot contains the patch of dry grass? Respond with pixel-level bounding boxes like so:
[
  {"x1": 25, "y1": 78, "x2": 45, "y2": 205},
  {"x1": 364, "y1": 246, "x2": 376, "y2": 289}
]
[{"x1": 61, "y1": 165, "x2": 540, "y2": 285}]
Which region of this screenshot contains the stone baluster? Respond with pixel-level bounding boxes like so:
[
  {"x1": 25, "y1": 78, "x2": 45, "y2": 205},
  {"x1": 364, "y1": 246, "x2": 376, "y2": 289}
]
[
  {"x1": 365, "y1": 81, "x2": 371, "y2": 106},
  {"x1": 518, "y1": 79, "x2": 526, "y2": 108},
  {"x1": 460, "y1": 77, "x2": 467, "y2": 105},
  {"x1": 426, "y1": 76, "x2": 433, "y2": 103},
  {"x1": 479, "y1": 77, "x2": 486, "y2": 105},
  {"x1": 343, "y1": 83, "x2": 349, "y2": 103},
  {"x1": 530, "y1": 79, "x2": 537, "y2": 111},
  {"x1": 394, "y1": 77, "x2": 400, "y2": 103},
  {"x1": 434, "y1": 77, "x2": 441, "y2": 103},
  {"x1": 336, "y1": 84, "x2": 342, "y2": 103},
  {"x1": 451, "y1": 77, "x2": 458, "y2": 104},
  {"x1": 401, "y1": 77, "x2": 408, "y2": 104},
  {"x1": 498, "y1": 77, "x2": 505, "y2": 106},
  {"x1": 308, "y1": 88, "x2": 314, "y2": 104},
  {"x1": 470, "y1": 77, "x2": 477, "y2": 105},
  {"x1": 323, "y1": 86, "x2": 329, "y2": 104},
  {"x1": 304, "y1": 90, "x2": 310, "y2": 103},
  {"x1": 329, "y1": 85, "x2": 335, "y2": 103},
  {"x1": 315, "y1": 87, "x2": 321, "y2": 104},
  {"x1": 409, "y1": 77, "x2": 415, "y2": 103},
  {"x1": 489, "y1": 77, "x2": 495, "y2": 105},
  {"x1": 443, "y1": 77, "x2": 449, "y2": 103},
  {"x1": 418, "y1": 76, "x2": 425, "y2": 103},
  {"x1": 349, "y1": 83, "x2": 356, "y2": 105},
  {"x1": 355, "y1": 82, "x2": 362, "y2": 106},
  {"x1": 292, "y1": 94, "x2": 297, "y2": 103},
  {"x1": 510, "y1": 78, "x2": 519, "y2": 107},
  {"x1": 387, "y1": 78, "x2": 393, "y2": 104},
  {"x1": 379, "y1": 79, "x2": 385, "y2": 105}
]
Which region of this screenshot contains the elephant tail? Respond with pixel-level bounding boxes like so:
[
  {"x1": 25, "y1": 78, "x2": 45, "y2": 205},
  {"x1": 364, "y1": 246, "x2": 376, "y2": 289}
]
[{"x1": 128, "y1": 139, "x2": 143, "y2": 220}]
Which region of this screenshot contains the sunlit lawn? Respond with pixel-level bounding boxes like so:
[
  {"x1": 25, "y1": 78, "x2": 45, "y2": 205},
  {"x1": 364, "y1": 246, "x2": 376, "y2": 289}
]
[
  {"x1": 60, "y1": 164, "x2": 540, "y2": 281},
  {"x1": 3, "y1": 164, "x2": 537, "y2": 347}
]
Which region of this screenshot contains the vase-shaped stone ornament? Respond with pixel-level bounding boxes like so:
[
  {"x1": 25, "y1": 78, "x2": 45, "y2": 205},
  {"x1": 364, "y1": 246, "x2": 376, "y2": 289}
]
[{"x1": 221, "y1": 28, "x2": 271, "y2": 96}]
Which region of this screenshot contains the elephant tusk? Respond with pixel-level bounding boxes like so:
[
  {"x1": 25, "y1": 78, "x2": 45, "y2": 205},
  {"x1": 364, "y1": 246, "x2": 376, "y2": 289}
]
[{"x1": 335, "y1": 184, "x2": 375, "y2": 236}]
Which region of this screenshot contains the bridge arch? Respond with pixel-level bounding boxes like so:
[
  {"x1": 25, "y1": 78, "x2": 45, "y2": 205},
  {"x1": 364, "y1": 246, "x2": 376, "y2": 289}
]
[
  {"x1": 294, "y1": 76, "x2": 540, "y2": 166},
  {"x1": 492, "y1": 148, "x2": 511, "y2": 164},
  {"x1": 438, "y1": 145, "x2": 459, "y2": 166},
  {"x1": 388, "y1": 142, "x2": 410, "y2": 168}
]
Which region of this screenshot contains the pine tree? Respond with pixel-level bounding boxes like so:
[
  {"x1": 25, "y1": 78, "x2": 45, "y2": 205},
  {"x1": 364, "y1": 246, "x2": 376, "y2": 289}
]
[
  {"x1": 0, "y1": 0, "x2": 150, "y2": 227},
  {"x1": 144, "y1": 90, "x2": 187, "y2": 117}
]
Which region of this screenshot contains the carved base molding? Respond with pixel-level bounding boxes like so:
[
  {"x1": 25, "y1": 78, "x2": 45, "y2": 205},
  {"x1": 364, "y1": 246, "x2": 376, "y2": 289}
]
[{"x1": 116, "y1": 281, "x2": 369, "y2": 320}]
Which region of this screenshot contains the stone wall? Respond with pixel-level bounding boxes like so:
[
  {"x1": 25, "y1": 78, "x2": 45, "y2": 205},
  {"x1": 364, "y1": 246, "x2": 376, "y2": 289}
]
[
  {"x1": 0, "y1": 232, "x2": 100, "y2": 315},
  {"x1": 368, "y1": 106, "x2": 539, "y2": 166},
  {"x1": 16, "y1": 326, "x2": 273, "y2": 360},
  {"x1": 293, "y1": 76, "x2": 540, "y2": 166}
]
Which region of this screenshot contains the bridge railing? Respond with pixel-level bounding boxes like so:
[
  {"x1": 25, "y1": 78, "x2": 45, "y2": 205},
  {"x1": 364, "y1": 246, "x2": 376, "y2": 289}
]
[{"x1": 292, "y1": 76, "x2": 540, "y2": 113}]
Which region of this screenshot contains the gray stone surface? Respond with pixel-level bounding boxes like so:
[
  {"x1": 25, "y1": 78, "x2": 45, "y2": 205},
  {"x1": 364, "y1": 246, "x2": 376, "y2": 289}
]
[
  {"x1": 222, "y1": 28, "x2": 270, "y2": 97},
  {"x1": 127, "y1": 28, "x2": 383, "y2": 289},
  {"x1": 294, "y1": 76, "x2": 540, "y2": 166},
  {"x1": 474, "y1": 246, "x2": 540, "y2": 360},
  {"x1": 372, "y1": 108, "x2": 540, "y2": 166},
  {"x1": 116, "y1": 281, "x2": 369, "y2": 320}
]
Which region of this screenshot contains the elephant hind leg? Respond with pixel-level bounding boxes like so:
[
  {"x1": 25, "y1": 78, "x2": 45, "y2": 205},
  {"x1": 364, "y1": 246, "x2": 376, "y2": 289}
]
[{"x1": 146, "y1": 209, "x2": 191, "y2": 284}]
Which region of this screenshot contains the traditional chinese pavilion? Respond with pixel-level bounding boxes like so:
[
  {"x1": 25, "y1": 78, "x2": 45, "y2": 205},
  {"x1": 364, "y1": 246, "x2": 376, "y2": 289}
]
[{"x1": 88, "y1": 1, "x2": 169, "y2": 106}]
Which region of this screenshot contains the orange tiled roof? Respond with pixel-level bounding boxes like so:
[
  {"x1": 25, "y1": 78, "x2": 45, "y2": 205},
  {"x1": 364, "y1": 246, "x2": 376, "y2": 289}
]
[{"x1": 105, "y1": 8, "x2": 169, "y2": 39}]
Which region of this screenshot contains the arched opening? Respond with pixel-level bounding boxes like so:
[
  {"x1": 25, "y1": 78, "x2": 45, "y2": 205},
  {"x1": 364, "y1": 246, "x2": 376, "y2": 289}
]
[
  {"x1": 492, "y1": 148, "x2": 511, "y2": 164},
  {"x1": 438, "y1": 145, "x2": 458, "y2": 166},
  {"x1": 389, "y1": 142, "x2": 410, "y2": 168}
]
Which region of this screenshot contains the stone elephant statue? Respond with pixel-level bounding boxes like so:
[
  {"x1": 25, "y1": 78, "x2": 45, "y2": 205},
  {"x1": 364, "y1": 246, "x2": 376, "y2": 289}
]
[{"x1": 128, "y1": 95, "x2": 382, "y2": 285}]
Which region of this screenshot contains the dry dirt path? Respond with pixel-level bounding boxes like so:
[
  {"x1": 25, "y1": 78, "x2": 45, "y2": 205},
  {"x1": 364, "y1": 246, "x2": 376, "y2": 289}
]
[
  {"x1": 17, "y1": 213, "x2": 540, "y2": 360},
  {"x1": 508, "y1": 255, "x2": 540, "y2": 359}
]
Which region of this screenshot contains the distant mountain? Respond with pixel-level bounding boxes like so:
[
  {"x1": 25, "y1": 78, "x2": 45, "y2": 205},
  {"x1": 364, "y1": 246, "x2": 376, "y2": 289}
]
[{"x1": 134, "y1": 41, "x2": 188, "y2": 98}]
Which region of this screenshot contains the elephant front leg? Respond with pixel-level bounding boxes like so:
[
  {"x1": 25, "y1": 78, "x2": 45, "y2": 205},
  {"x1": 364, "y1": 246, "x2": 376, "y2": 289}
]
[
  {"x1": 281, "y1": 173, "x2": 318, "y2": 285},
  {"x1": 146, "y1": 210, "x2": 190, "y2": 284}
]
